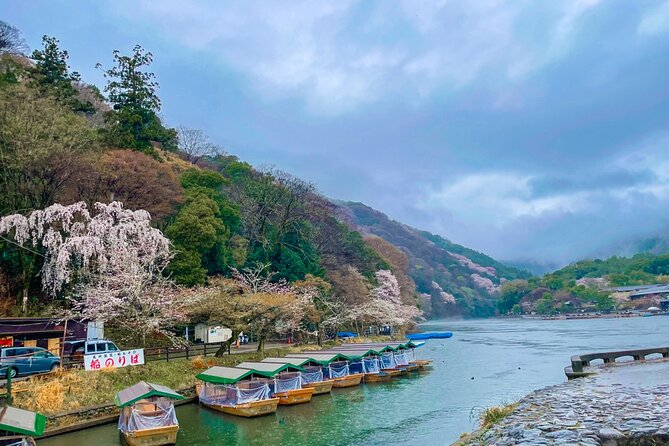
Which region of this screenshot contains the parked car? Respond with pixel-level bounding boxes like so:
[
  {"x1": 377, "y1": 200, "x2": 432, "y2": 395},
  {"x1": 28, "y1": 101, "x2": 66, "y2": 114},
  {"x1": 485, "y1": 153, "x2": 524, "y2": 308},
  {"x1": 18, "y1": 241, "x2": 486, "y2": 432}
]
[
  {"x1": 0, "y1": 347, "x2": 61, "y2": 378},
  {"x1": 62, "y1": 339, "x2": 120, "y2": 361}
]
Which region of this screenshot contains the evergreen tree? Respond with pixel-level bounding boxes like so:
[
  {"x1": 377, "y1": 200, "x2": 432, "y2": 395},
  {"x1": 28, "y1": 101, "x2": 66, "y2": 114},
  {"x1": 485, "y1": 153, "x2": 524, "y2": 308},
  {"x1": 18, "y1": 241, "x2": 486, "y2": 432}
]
[
  {"x1": 97, "y1": 45, "x2": 177, "y2": 153},
  {"x1": 29, "y1": 35, "x2": 93, "y2": 112}
]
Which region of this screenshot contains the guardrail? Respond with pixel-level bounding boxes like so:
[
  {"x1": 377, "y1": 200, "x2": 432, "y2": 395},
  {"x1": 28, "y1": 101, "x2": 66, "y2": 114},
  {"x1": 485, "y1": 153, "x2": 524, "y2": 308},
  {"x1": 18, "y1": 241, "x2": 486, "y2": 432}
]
[{"x1": 565, "y1": 347, "x2": 669, "y2": 379}]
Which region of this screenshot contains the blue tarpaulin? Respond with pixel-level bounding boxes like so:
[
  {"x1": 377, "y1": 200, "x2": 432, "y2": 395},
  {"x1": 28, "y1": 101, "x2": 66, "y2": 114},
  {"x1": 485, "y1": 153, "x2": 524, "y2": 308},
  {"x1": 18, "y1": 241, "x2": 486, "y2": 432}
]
[{"x1": 406, "y1": 332, "x2": 453, "y2": 340}]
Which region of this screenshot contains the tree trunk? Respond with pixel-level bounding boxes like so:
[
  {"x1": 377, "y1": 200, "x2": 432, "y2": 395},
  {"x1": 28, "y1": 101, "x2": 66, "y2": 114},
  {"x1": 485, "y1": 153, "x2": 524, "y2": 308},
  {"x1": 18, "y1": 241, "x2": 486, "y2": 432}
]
[
  {"x1": 19, "y1": 255, "x2": 34, "y2": 314},
  {"x1": 316, "y1": 322, "x2": 323, "y2": 347},
  {"x1": 215, "y1": 330, "x2": 240, "y2": 357},
  {"x1": 257, "y1": 336, "x2": 265, "y2": 353}
]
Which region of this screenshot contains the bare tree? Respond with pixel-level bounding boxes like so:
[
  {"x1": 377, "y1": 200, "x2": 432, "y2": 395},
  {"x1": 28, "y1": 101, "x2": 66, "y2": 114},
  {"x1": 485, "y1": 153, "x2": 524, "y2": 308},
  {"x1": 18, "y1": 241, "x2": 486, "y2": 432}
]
[
  {"x1": 177, "y1": 126, "x2": 223, "y2": 164},
  {"x1": 0, "y1": 21, "x2": 28, "y2": 55}
]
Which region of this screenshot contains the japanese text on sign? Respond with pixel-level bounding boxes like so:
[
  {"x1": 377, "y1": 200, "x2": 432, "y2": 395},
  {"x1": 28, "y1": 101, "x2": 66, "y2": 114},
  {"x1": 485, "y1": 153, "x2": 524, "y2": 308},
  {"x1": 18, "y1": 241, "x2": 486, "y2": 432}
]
[{"x1": 84, "y1": 349, "x2": 144, "y2": 371}]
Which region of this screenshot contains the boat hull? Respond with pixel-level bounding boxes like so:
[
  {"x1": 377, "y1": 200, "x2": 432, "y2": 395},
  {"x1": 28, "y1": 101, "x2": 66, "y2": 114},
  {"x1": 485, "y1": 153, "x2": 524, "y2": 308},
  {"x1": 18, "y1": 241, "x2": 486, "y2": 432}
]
[
  {"x1": 413, "y1": 359, "x2": 433, "y2": 368},
  {"x1": 363, "y1": 372, "x2": 393, "y2": 383},
  {"x1": 404, "y1": 363, "x2": 420, "y2": 372},
  {"x1": 274, "y1": 387, "x2": 315, "y2": 405},
  {"x1": 121, "y1": 425, "x2": 179, "y2": 446},
  {"x1": 331, "y1": 373, "x2": 363, "y2": 388},
  {"x1": 201, "y1": 398, "x2": 280, "y2": 418},
  {"x1": 304, "y1": 379, "x2": 334, "y2": 395}
]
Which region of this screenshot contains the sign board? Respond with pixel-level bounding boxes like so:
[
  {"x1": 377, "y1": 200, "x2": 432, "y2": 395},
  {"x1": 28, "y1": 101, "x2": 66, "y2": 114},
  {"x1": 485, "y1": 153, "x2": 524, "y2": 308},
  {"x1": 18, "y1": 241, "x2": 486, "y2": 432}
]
[
  {"x1": 84, "y1": 349, "x2": 144, "y2": 371},
  {"x1": 0, "y1": 337, "x2": 13, "y2": 348}
]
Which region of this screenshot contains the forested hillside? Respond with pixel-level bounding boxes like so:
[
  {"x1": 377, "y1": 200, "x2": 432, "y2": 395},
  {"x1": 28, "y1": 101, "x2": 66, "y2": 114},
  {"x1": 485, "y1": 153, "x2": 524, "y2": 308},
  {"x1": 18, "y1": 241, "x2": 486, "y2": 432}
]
[
  {"x1": 0, "y1": 23, "x2": 424, "y2": 347},
  {"x1": 498, "y1": 253, "x2": 669, "y2": 315},
  {"x1": 337, "y1": 202, "x2": 532, "y2": 317}
]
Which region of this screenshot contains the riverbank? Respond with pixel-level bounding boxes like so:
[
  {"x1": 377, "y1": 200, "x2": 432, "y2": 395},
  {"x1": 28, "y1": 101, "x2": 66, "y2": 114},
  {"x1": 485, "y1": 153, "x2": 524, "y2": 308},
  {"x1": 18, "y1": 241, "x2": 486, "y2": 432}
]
[
  {"x1": 18, "y1": 336, "x2": 395, "y2": 435},
  {"x1": 457, "y1": 359, "x2": 669, "y2": 445},
  {"x1": 14, "y1": 344, "x2": 321, "y2": 433}
]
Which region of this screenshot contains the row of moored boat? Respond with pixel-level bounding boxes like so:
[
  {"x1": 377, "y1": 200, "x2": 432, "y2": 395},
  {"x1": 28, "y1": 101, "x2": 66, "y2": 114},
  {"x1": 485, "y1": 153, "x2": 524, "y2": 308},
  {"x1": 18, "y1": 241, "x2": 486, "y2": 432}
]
[{"x1": 116, "y1": 340, "x2": 432, "y2": 445}]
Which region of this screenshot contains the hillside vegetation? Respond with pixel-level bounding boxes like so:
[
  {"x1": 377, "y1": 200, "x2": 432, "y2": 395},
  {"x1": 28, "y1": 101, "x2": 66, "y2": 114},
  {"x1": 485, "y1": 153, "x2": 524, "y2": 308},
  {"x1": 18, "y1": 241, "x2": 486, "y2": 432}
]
[
  {"x1": 499, "y1": 254, "x2": 669, "y2": 315},
  {"x1": 0, "y1": 25, "x2": 424, "y2": 347},
  {"x1": 338, "y1": 202, "x2": 531, "y2": 317}
]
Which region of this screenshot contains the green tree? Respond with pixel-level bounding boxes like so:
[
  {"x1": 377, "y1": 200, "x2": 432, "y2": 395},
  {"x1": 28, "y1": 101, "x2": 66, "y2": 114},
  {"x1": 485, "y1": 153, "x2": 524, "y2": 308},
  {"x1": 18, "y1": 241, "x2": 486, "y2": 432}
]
[
  {"x1": 535, "y1": 292, "x2": 555, "y2": 314},
  {"x1": 498, "y1": 280, "x2": 530, "y2": 314},
  {"x1": 166, "y1": 192, "x2": 230, "y2": 285},
  {"x1": 98, "y1": 45, "x2": 177, "y2": 153}
]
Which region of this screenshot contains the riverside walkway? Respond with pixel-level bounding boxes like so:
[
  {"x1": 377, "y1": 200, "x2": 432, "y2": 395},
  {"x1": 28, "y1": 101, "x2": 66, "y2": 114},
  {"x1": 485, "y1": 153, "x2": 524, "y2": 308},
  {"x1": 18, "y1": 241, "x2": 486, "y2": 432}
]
[{"x1": 460, "y1": 359, "x2": 669, "y2": 445}]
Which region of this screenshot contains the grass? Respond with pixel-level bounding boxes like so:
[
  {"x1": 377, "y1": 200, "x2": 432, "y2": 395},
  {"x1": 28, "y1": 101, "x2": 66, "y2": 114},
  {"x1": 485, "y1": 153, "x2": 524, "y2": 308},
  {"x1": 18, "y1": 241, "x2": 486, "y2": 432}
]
[
  {"x1": 10, "y1": 338, "x2": 388, "y2": 417},
  {"x1": 478, "y1": 403, "x2": 517, "y2": 429},
  {"x1": 10, "y1": 345, "x2": 309, "y2": 416}
]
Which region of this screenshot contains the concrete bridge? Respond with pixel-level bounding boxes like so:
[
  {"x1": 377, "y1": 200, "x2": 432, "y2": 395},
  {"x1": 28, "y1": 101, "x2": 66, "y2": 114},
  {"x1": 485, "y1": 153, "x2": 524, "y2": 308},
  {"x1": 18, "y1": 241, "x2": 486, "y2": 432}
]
[{"x1": 565, "y1": 346, "x2": 669, "y2": 379}]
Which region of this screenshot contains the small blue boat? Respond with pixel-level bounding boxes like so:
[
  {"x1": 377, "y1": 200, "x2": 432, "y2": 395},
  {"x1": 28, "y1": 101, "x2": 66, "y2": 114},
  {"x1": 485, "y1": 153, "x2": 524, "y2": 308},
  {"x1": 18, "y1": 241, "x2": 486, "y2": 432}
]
[{"x1": 406, "y1": 332, "x2": 453, "y2": 340}]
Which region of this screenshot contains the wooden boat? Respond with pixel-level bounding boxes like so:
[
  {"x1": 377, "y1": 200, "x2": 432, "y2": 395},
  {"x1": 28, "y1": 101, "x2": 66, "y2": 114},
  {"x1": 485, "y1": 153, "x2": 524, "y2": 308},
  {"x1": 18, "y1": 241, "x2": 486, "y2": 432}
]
[
  {"x1": 332, "y1": 373, "x2": 363, "y2": 388},
  {"x1": 271, "y1": 371, "x2": 315, "y2": 405},
  {"x1": 303, "y1": 379, "x2": 334, "y2": 394},
  {"x1": 262, "y1": 357, "x2": 336, "y2": 396},
  {"x1": 363, "y1": 371, "x2": 394, "y2": 383},
  {"x1": 121, "y1": 424, "x2": 179, "y2": 446},
  {"x1": 115, "y1": 381, "x2": 184, "y2": 446},
  {"x1": 275, "y1": 386, "x2": 315, "y2": 405},
  {"x1": 199, "y1": 393, "x2": 279, "y2": 418},
  {"x1": 404, "y1": 363, "x2": 421, "y2": 372},
  {"x1": 413, "y1": 359, "x2": 433, "y2": 368},
  {"x1": 0, "y1": 406, "x2": 45, "y2": 446},
  {"x1": 196, "y1": 367, "x2": 280, "y2": 418}
]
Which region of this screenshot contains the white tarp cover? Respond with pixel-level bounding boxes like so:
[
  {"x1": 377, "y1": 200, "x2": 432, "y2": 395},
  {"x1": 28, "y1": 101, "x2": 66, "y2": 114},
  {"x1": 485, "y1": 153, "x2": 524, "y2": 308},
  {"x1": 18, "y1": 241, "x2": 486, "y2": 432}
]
[
  {"x1": 405, "y1": 349, "x2": 416, "y2": 361},
  {"x1": 300, "y1": 370, "x2": 324, "y2": 384},
  {"x1": 329, "y1": 363, "x2": 350, "y2": 378},
  {"x1": 3, "y1": 440, "x2": 32, "y2": 446},
  {"x1": 118, "y1": 397, "x2": 178, "y2": 433},
  {"x1": 394, "y1": 352, "x2": 409, "y2": 366},
  {"x1": 198, "y1": 381, "x2": 271, "y2": 407},
  {"x1": 363, "y1": 357, "x2": 380, "y2": 373},
  {"x1": 273, "y1": 375, "x2": 301, "y2": 394},
  {"x1": 381, "y1": 352, "x2": 396, "y2": 369}
]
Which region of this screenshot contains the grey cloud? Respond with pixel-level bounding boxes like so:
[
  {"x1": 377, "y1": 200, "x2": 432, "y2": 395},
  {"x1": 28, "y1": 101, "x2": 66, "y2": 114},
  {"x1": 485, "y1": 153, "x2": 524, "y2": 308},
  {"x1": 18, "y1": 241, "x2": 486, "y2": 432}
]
[{"x1": 527, "y1": 169, "x2": 660, "y2": 199}]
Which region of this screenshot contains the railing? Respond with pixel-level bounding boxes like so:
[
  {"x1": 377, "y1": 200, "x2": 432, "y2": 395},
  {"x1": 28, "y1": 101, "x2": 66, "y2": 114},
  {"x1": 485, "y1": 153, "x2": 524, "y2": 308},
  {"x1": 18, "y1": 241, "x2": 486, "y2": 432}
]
[
  {"x1": 144, "y1": 341, "x2": 228, "y2": 362},
  {"x1": 565, "y1": 347, "x2": 669, "y2": 379}
]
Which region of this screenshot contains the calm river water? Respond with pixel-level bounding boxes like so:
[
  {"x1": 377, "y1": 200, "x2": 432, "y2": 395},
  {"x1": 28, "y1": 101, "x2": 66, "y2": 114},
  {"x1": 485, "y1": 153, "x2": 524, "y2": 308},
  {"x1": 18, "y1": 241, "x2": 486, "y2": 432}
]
[{"x1": 40, "y1": 317, "x2": 669, "y2": 446}]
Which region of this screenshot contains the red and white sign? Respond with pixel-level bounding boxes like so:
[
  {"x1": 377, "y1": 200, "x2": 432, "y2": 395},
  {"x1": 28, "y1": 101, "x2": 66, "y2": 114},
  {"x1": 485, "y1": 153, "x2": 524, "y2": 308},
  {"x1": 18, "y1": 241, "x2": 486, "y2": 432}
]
[{"x1": 84, "y1": 349, "x2": 144, "y2": 371}]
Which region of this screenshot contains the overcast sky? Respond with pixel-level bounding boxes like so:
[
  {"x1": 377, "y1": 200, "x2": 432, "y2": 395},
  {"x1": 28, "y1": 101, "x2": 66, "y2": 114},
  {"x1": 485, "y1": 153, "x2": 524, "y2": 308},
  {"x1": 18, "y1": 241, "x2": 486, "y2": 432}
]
[{"x1": 5, "y1": 0, "x2": 669, "y2": 267}]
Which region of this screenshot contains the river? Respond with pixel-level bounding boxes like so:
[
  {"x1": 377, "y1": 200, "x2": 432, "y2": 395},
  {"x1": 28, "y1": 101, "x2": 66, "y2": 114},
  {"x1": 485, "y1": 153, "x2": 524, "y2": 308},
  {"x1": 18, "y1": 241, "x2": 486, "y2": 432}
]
[{"x1": 40, "y1": 316, "x2": 669, "y2": 446}]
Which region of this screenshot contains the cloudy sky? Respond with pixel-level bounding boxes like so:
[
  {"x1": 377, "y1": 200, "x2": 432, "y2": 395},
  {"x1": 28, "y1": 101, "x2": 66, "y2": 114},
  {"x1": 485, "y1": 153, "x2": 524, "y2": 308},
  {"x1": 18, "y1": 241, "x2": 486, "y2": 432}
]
[{"x1": 5, "y1": 0, "x2": 669, "y2": 267}]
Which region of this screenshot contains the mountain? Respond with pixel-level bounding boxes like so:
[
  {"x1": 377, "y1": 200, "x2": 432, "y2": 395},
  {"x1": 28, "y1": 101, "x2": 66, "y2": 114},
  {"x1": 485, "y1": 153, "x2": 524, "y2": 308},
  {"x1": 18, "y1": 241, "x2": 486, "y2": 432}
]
[{"x1": 336, "y1": 202, "x2": 532, "y2": 318}]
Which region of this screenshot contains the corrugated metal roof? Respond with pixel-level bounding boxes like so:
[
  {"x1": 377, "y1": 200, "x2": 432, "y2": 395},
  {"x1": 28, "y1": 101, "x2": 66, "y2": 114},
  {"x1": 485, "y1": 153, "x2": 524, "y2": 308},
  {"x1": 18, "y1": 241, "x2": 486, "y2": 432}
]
[
  {"x1": 630, "y1": 285, "x2": 669, "y2": 299},
  {"x1": 114, "y1": 381, "x2": 183, "y2": 407},
  {"x1": 286, "y1": 353, "x2": 349, "y2": 364},
  {"x1": 261, "y1": 357, "x2": 312, "y2": 367},
  {"x1": 235, "y1": 361, "x2": 304, "y2": 374},
  {"x1": 0, "y1": 406, "x2": 46, "y2": 436},
  {"x1": 196, "y1": 366, "x2": 270, "y2": 384}
]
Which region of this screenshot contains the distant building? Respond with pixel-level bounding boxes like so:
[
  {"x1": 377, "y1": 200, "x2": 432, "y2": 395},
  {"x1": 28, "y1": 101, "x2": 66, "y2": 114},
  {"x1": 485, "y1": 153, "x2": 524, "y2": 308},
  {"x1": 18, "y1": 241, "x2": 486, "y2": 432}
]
[
  {"x1": 0, "y1": 318, "x2": 102, "y2": 354},
  {"x1": 194, "y1": 324, "x2": 232, "y2": 343},
  {"x1": 625, "y1": 284, "x2": 669, "y2": 300}
]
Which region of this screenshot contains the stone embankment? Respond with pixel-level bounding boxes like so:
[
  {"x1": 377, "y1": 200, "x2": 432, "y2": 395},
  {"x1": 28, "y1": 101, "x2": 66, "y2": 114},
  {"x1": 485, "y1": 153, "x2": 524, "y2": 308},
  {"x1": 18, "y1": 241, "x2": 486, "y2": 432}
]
[{"x1": 460, "y1": 360, "x2": 669, "y2": 445}]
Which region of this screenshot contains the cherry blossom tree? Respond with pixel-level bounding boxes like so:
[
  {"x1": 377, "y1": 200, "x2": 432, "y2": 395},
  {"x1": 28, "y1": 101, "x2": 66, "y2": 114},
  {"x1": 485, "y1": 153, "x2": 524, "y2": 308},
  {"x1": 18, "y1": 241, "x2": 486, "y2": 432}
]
[
  {"x1": 230, "y1": 262, "x2": 290, "y2": 294},
  {"x1": 0, "y1": 201, "x2": 171, "y2": 296},
  {"x1": 359, "y1": 269, "x2": 423, "y2": 333},
  {"x1": 0, "y1": 202, "x2": 194, "y2": 344},
  {"x1": 69, "y1": 269, "x2": 200, "y2": 346}
]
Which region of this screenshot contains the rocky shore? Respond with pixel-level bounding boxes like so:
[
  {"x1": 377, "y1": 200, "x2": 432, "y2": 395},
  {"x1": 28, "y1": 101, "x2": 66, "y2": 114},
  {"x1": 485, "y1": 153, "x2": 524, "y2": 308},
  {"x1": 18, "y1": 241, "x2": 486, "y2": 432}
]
[{"x1": 459, "y1": 360, "x2": 669, "y2": 445}]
